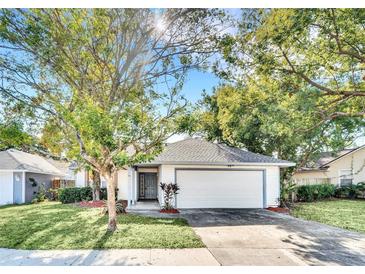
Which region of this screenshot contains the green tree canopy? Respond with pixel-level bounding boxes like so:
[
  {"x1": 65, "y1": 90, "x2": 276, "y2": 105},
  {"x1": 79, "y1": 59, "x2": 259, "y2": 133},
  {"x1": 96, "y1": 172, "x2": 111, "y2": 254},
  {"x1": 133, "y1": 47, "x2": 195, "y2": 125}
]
[
  {"x1": 187, "y1": 9, "x2": 365, "y2": 172},
  {"x1": 0, "y1": 8, "x2": 225, "y2": 231}
]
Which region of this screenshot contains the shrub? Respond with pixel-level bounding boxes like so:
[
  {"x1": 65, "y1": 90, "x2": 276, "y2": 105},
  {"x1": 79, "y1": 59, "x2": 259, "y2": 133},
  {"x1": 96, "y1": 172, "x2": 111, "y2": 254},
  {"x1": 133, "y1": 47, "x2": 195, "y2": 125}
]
[
  {"x1": 32, "y1": 183, "x2": 47, "y2": 203},
  {"x1": 47, "y1": 188, "x2": 59, "y2": 201},
  {"x1": 100, "y1": 187, "x2": 118, "y2": 200},
  {"x1": 102, "y1": 200, "x2": 127, "y2": 215},
  {"x1": 279, "y1": 180, "x2": 296, "y2": 208},
  {"x1": 58, "y1": 187, "x2": 92, "y2": 204},
  {"x1": 335, "y1": 183, "x2": 365, "y2": 199},
  {"x1": 80, "y1": 186, "x2": 93, "y2": 201},
  {"x1": 296, "y1": 183, "x2": 336, "y2": 202},
  {"x1": 58, "y1": 186, "x2": 118, "y2": 204},
  {"x1": 160, "y1": 182, "x2": 179, "y2": 210}
]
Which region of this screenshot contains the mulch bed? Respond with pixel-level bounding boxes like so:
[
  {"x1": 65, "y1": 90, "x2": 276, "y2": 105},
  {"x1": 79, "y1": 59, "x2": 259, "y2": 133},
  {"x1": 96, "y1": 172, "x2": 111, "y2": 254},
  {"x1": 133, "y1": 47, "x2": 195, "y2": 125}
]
[
  {"x1": 79, "y1": 200, "x2": 105, "y2": 208},
  {"x1": 266, "y1": 207, "x2": 290, "y2": 214},
  {"x1": 159, "y1": 209, "x2": 180, "y2": 214}
]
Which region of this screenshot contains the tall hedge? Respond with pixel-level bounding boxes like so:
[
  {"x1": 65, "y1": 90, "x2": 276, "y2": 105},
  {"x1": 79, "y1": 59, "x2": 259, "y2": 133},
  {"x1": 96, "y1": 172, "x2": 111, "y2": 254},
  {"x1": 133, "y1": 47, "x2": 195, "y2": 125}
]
[
  {"x1": 58, "y1": 187, "x2": 118, "y2": 204},
  {"x1": 296, "y1": 183, "x2": 336, "y2": 202},
  {"x1": 58, "y1": 187, "x2": 92, "y2": 203}
]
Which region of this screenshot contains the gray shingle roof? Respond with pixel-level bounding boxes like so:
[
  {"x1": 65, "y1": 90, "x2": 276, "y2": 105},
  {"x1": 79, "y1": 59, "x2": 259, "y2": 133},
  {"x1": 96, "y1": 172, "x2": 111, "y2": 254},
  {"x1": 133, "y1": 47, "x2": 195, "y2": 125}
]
[
  {"x1": 0, "y1": 149, "x2": 66, "y2": 175},
  {"x1": 150, "y1": 138, "x2": 294, "y2": 166}
]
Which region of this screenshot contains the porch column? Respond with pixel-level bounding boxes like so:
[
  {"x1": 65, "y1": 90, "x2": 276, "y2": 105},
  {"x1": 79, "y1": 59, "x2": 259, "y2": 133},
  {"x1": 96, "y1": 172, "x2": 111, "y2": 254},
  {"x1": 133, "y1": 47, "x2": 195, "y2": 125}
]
[{"x1": 128, "y1": 167, "x2": 138, "y2": 206}]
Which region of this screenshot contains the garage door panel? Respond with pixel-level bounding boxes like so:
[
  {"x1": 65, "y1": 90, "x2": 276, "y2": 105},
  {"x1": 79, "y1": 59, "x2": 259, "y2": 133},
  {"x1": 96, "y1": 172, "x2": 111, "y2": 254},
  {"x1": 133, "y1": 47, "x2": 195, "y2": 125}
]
[
  {"x1": 0, "y1": 172, "x2": 13, "y2": 205},
  {"x1": 176, "y1": 169, "x2": 263, "y2": 208}
]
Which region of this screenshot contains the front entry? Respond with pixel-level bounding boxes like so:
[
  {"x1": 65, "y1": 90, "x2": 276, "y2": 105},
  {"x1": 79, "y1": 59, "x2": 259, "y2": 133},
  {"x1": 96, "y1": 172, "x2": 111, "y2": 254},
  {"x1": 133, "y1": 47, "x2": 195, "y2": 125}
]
[{"x1": 138, "y1": 173, "x2": 158, "y2": 200}]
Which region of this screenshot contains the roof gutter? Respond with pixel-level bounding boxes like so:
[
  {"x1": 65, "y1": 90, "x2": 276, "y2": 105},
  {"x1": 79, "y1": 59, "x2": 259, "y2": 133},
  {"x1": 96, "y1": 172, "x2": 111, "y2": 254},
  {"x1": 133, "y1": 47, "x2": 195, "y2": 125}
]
[{"x1": 137, "y1": 161, "x2": 296, "y2": 167}]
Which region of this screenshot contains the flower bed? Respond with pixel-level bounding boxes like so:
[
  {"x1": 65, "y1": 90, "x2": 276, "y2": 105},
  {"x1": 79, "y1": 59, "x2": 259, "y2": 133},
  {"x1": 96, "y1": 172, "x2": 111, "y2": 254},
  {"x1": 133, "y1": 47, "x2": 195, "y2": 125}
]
[
  {"x1": 159, "y1": 209, "x2": 180, "y2": 214},
  {"x1": 79, "y1": 200, "x2": 105, "y2": 208},
  {"x1": 266, "y1": 207, "x2": 289, "y2": 214}
]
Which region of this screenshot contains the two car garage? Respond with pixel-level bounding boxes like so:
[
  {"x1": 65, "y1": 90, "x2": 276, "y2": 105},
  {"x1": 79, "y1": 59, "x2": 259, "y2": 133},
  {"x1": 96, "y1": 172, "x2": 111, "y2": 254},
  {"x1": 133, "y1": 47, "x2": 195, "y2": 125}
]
[{"x1": 175, "y1": 169, "x2": 265, "y2": 209}]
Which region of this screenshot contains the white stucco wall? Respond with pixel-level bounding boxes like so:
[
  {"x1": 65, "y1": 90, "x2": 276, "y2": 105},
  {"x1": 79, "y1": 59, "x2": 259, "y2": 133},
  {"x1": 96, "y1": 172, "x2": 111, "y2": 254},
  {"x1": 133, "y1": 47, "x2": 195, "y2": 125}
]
[
  {"x1": 158, "y1": 164, "x2": 281, "y2": 208},
  {"x1": 326, "y1": 148, "x2": 365, "y2": 185},
  {"x1": 0, "y1": 171, "x2": 14, "y2": 205},
  {"x1": 117, "y1": 169, "x2": 129, "y2": 200},
  {"x1": 265, "y1": 166, "x2": 281, "y2": 207},
  {"x1": 75, "y1": 170, "x2": 87, "y2": 187}
]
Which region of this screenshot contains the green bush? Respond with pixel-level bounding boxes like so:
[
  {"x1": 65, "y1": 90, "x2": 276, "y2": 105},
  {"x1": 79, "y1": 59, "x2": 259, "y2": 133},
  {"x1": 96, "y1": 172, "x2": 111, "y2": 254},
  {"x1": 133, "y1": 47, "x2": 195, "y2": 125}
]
[
  {"x1": 58, "y1": 187, "x2": 92, "y2": 204},
  {"x1": 80, "y1": 186, "x2": 93, "y2": 201},
  {"x1": 335, "y1": 183, "x2": 365, "y2": 199},
  {"x1": 58, "y1": 187, "x2": 118, "y2": 203},
  {"x1": 47, "y1": 188, "x2": 59, "y2": 201},
  {"x1": 100, "y1": 187, "x2": 118, "y2": 200},
  {"x1": 296, "y1": 183, "x2": 336, "y2": 202}
]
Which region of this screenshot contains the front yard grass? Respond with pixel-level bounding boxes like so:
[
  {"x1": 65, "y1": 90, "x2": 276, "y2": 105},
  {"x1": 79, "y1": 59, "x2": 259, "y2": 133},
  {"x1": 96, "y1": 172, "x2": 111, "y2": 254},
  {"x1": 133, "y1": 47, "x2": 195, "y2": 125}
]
[
  {"x1": 0, "y1": 202, "x2": 204, "y2": 250},
  {"x1": 292, "y1": 199, "x2": 365, "y2": 234}
]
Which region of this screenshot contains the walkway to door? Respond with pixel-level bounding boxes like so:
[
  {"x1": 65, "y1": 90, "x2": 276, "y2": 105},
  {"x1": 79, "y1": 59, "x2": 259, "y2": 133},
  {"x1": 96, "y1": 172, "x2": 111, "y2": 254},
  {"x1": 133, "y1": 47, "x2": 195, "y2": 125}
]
[{"x1": 128, "y1": 200, "x2": 160, "y2": 211}]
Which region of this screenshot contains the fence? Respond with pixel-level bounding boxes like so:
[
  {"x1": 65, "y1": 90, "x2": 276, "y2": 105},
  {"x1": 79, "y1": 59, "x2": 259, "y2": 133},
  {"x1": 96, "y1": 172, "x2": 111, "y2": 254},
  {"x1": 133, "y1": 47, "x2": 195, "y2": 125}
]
[{"x1": 52, "y1": 179, "x2": 75, "y2": 189}]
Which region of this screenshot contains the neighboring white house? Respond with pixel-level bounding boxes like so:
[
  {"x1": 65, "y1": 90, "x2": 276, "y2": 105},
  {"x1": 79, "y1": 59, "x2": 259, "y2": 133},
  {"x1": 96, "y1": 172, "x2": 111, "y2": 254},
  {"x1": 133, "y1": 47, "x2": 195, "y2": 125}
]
[
  {"x1": 77, "y1": 138, "x2": 295, "y2": 208},
  {"x1": 0, "y1": 149, "x2": 73, "y2": 205},
  {"x1": 293, "y1": 145, "x2": 365, "y2": 186}
]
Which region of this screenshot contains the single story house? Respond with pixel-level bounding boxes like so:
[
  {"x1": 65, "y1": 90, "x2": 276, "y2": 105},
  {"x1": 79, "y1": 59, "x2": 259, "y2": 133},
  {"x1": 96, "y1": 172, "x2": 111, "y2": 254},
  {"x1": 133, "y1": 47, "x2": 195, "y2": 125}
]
[
  {"x1": 77, "y1": 138, "x2": 295, "y2": 208},
  {"x1": 293, "y1": 145, "x2": 365, "y2": 186},
  {"x1": 0, "y1": 149, "x2": 71, "y2": 205}
]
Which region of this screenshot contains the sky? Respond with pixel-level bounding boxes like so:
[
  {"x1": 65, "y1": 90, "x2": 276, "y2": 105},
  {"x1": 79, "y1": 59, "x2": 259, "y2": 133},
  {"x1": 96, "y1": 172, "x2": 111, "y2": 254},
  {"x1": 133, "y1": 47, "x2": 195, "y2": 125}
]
[{"x1": 180, "y1": 70, "x2": 221, "y2": 104}]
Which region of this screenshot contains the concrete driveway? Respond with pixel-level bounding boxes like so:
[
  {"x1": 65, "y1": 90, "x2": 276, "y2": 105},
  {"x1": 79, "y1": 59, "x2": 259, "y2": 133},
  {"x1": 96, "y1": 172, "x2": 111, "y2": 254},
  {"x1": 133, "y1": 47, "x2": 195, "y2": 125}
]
[{"x1": 180, "y1": 209, "x2": 365, "y2": 266}]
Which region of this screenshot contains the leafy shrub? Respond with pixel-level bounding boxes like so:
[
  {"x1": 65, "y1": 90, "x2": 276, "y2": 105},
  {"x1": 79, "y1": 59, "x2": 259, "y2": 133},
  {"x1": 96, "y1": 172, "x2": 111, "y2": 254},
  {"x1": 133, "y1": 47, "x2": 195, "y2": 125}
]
[
  {"x1": 47, "y1": 188, "x2": 59, "y2": 201},
  {"x1": 32, "y1": 183, "x2": 47, "y2": 203},
  {"x1": 80, "y1": 186, "x2": 93, "y2": 201},
  {"x1": 102, "y1": 200, "x2": 127, "y2": 215},
  {"x1": 58, "y1": 187, "x2": 92, "y2": 204},
  {"x1": 100, "y1": 187, "x2": 118, "y2": 200},
  {"x1": 335, "y1": 186, "x2": 348, "y2": 198},
  {"x1": 335, "y1": 183, "x2": 365, "y2": 199},
  {"x1": 58, "y1": 186, "x2": 118, "y2": 203},
  {"x1": 296, "y1": 183, "x2": 336, "y2": 202},
  {"x1": 279, "y1": 180, "x2": 296, "y2": 208},
  {"x1": 160, "y1": 182, "x2": 179, "y2": 210}
]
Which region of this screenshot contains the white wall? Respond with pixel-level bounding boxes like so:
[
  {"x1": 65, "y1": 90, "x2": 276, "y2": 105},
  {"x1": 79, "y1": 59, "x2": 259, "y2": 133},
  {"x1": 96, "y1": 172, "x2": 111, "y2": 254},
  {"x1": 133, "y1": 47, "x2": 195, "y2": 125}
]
[
  {"x1": 265, "y1": 166, "x2": 280, "y2": 207},
  {"x1": 117, "y1": 169, "x2": 129, "y2": 200},
  {"x1": 0, "y1": 171, "x2": 13, "y2": 205},
  {"x1": 75, "y1": 170, "x2": 87, "y2": 187},
  {"x1": 159, "y1": 164, "x2": 281, "y2": 208}
]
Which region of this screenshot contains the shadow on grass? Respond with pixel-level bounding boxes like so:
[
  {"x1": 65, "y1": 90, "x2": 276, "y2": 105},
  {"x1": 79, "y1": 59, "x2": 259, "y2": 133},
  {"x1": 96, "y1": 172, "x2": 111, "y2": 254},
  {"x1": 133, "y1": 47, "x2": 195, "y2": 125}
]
[{"x1": 93, "y1": 230, "x2": 114, "y2": 249}]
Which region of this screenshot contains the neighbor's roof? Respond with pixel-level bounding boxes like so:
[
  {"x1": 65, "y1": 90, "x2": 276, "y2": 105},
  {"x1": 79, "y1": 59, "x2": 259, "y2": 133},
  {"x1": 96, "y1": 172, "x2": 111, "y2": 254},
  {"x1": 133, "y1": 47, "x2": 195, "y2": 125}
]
[
  {"x1": 318, "y1": 145, "x2": 365, "y2": 168},
  {"x1": 0, "y1": 149, "x2": 66, "y2": 176},
  {"x1": 148, "y1": 138, "x2": 294, "y2": 166},
  {"x1": 295, "y1": 145, "x2": 365, "y2": 173}
]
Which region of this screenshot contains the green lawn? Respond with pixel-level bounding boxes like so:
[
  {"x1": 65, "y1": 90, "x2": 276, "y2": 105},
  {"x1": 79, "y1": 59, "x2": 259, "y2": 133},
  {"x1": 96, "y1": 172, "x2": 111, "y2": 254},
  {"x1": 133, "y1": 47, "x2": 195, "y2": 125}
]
[
  {"x1": 292, "y1": 199, "x2": 365, "y2": 234},
  {"x1": 0, "y1": 202, "x2": 204, "y2": 250}
]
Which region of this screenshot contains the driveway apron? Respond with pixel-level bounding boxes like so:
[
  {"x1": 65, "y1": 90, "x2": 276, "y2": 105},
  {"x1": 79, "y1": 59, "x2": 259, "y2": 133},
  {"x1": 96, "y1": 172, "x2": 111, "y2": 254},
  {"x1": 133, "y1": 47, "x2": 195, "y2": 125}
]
[{"x1": 180, "y1": 209, "x2": 365, "y2": 266}]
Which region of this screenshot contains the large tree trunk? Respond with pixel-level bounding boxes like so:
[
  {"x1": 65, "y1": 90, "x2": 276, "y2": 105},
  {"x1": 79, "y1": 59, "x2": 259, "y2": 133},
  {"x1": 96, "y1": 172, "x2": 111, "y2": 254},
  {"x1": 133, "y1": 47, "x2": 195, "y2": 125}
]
[
  {"x1": 104, "y1": 171, "x2": 117, "y2": 232},
  {"x1": 91, "y1": 169, "x2": 101, "y2": 201}
]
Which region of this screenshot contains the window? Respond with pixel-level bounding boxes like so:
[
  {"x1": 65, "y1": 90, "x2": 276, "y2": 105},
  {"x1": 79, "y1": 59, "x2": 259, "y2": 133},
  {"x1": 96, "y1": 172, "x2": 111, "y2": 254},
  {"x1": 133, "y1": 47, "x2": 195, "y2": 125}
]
[{"x1": 339, "y1": 169, "x2": 353, "y2": 186}]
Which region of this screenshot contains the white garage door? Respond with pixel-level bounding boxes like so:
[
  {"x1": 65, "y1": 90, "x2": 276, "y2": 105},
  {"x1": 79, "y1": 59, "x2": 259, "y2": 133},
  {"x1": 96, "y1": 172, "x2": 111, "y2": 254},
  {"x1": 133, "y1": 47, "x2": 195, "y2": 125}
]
[
  {"x1": 0, "y1": 172, "x2": 14, "y2": 205},
  {"x1": 176, "y1": 169, "x2": 264, "y2": 208}
]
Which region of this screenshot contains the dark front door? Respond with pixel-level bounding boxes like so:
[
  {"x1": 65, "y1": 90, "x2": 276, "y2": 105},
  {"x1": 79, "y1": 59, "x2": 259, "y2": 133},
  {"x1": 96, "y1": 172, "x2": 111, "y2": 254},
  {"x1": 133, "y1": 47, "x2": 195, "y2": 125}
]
[{"x1": 139, "y1": 173, "x2": 157, "y2": 200}]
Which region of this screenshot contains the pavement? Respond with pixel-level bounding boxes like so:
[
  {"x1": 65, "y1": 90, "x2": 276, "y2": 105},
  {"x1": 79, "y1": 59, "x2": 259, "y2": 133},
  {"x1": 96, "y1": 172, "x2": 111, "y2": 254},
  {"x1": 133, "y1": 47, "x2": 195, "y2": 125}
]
[
  {"x1": 0, "y1": 209, "x2": 365, "y2": 266},
  {"x1": 0, "y1": 248, "x2": 218, "y2": 266},
  {"x1": 180, "y1": 209, "x2": 365, "y2": 266}
]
